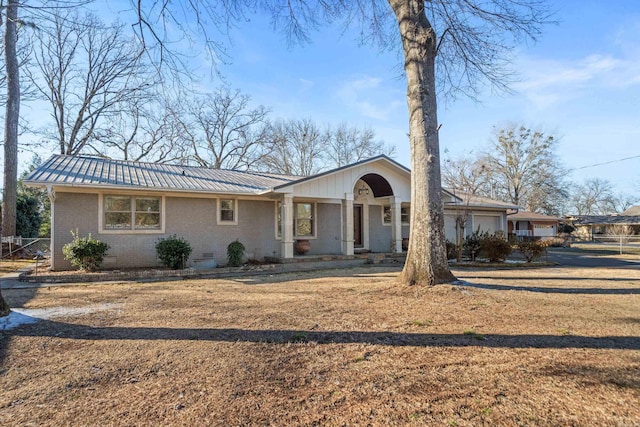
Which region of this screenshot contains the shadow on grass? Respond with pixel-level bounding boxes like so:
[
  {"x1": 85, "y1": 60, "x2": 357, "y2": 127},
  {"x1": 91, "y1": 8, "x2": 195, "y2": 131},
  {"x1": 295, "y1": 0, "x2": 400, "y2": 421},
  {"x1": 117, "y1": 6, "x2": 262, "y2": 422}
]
[
  {"x1": 5, "y1": 319, "x2": 640, "y2": 350},
  {"x1": 455, "y1": 280, "x2": 640, "y2": 294}
]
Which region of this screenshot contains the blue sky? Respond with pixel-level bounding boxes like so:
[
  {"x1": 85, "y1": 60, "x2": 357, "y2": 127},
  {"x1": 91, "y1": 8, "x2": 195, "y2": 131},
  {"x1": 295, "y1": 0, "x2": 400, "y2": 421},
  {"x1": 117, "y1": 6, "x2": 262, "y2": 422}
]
[
  {"x1": 200, "y1": 1, "x2": 639, "y2": 197},
  {"x1": 13, "y1": 1, "x2": 639, "y2": 199}
]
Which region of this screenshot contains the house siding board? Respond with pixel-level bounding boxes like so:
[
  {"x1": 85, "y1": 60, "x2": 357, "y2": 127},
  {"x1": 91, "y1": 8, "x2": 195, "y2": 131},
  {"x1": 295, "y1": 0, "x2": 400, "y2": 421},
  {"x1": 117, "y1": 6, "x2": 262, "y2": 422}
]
[
  {"x1": 287, "y1": 160, "x2": 411, "y2": 201},
  {"x1": 444, "y1": 214, "x2": 457, "y2": 242},
  {"x1": 368, "y1": 205, "x2": 391, "y2": 252},
  {"x1": 52, "y1": 192, "x2": 280, "y2": 270},
  {"x1": 309, "y1": 203, "x2": 342, "y2": 255},
  {"x1": 53, "y1": 192, "x2": 100, "y2": 270}
]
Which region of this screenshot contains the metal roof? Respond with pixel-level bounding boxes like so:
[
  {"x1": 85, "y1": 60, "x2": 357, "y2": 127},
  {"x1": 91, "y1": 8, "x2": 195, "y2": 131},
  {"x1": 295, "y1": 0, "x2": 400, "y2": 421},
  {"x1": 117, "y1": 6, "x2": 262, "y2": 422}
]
[{"x1": 24, "y1": 155, "x2": 298, "y2": 195}]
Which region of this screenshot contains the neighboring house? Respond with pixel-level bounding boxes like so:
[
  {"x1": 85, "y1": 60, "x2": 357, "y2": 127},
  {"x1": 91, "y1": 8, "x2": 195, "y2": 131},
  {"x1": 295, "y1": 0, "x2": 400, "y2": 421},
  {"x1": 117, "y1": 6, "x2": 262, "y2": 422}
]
[
  {"x1": 443, "y1": 190, "x2": 519, "y2": 240},
  {"x1": 565, "y1": 215, "x2": 640, "y2": 240},
  {"x1": 507, "y1": 211, "x2": 559, "y2": 239},
  {"x1": 622, "y1": 205, "x2": 640, "y2": 216},
  {"x1": 26, "y1": 154, "x2": 518, "y2": 270}
]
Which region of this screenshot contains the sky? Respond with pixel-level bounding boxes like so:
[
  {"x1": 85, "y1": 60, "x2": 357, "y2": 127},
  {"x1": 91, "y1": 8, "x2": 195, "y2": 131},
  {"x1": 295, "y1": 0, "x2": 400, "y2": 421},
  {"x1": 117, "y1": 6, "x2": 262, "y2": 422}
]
[
  {"x1": 11, "y1": 0, "x2": 640, "y2": 199},
  {"x1": 199, "y1": 0, "x2": 639, "y2": 197}
]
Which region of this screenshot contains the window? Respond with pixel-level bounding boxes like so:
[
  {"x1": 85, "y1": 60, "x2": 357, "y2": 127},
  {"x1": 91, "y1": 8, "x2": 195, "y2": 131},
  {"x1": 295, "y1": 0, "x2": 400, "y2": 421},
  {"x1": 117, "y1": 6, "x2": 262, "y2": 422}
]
[
  {"x1": 401, "y1": 206, "x2": 410, "y2": 224},
  {"x1": 295, "y1": 203, "x2": 314, "y2": 237},
  {"x1": 382, "y1": 205, "x2": 410, "y2": 225},
  {"x1": 383, "y1": 206, "x2": 392, "y2": 225},
  {"x1": 276, "y1": 201, "x2": 282, "y2": 238},
  {"x1": 103, "y1": 195, "x2": 161, "y2": 232},
  {"x1": 275, "y1": 201, "x2": 316, "y2": 238},
  {"x1": 219, "y1": 199, "x2": 235, "y2": 222}
]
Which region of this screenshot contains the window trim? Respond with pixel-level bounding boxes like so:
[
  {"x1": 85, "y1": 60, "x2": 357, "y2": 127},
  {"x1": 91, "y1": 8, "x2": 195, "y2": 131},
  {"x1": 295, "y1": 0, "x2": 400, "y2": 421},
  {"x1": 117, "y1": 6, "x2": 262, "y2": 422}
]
[
  {"x1": 99, "y1": 194, "x2": 165, "y2": 234},
  {"x1": 275, "y1": 201, "x2": 282, "y2": 240},
  {"x1": 382, "y1": 205, "x2": 410, "y2": 226},
  {"x1": 217, "y1": 198, "x2": 238, "y2": 225},
  {"x1": 294, "y1": 202, "x2": 316, "y2": 238},
  {"x1": 275, "y1": 200, "x2": 317, "y2": 239}
]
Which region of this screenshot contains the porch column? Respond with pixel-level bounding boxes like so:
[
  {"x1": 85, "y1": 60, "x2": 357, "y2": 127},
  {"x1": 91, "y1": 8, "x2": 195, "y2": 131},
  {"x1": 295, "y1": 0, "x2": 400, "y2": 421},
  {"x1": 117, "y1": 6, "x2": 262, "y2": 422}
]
[
  {"x1": 390, "y1": 197, "x2": 402, "y2": 253},
  {"x1": 280, "y1": 194, "x2": 294, "y2": 258},
  {"x1": 47, "y1": 186, "x2": 56, "y2": 269},
  {"x1": 342, "y1": 193, "x2": 354, "y2": 256}
]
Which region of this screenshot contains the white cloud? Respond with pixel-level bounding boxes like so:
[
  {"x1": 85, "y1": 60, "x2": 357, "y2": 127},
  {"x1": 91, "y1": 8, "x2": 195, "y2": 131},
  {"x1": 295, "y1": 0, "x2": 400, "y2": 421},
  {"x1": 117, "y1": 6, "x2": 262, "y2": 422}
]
[
  {"x1": 336, "y1": 75, "x2": 401, "y2": 121},
  {"x1": 298, "y1": 78, "x2": 314, "y2": 92},
  {"x1": 514, "y1": 53, "x2": 640, "y2": 109}
]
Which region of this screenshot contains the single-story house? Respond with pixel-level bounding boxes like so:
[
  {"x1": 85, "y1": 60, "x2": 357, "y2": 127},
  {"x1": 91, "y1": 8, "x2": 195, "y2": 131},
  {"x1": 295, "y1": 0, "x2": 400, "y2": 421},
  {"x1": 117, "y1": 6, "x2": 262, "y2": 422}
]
[
  {"x1": 507, "y1": 211, "x2": 559, "y2": 239},
  {"x1": 25, "y1": 154, "x2": 518, "y2": 270},
  {"x1": 565, "y1": 215, "x2": 640, "y2": 240},
  {"x1": 622, "y1": 205, "x2": 640, "y2": 216}
]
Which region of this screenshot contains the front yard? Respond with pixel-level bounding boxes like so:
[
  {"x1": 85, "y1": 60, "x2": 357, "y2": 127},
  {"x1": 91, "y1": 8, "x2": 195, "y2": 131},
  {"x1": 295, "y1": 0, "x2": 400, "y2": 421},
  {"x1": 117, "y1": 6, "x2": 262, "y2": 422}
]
[{"x1": 1, "y1": 265, "x2": 638, "y2": 426}]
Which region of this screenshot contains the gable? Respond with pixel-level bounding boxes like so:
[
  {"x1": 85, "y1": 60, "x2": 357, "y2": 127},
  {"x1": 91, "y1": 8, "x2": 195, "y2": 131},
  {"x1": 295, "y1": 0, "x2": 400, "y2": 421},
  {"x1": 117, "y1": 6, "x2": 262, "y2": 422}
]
[{"x1": 272, "y1": 156, "x2": 412, "y2": 201}]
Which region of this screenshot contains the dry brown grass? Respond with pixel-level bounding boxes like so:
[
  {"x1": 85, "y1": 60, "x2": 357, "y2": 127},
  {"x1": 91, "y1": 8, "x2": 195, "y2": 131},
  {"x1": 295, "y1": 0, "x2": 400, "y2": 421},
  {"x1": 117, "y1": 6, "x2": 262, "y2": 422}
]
[
  {"x1": 0, "y1": 259, "x2": 34, "y2": 275},
  {"x1": 1, "y1": 266, "x2": 639, "y2": 426}
]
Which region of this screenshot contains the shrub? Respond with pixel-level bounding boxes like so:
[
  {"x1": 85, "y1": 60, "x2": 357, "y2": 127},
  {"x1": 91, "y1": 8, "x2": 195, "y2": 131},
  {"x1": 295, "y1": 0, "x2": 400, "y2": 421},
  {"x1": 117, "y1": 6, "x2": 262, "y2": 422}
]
[
  {"x1": 463, "y1": 228, "x2": 488, "y2": 261},
  {"x1": 62, "y1": 230, "x2": 110, "y2": 271},
  {"x1": 155, "y1": 235, "x2": 192, "y2": 269},
  {"x1": 445, "y1": 240, "x2": 458, "y2": 260},
  {"x1": 227, "y1": 239, "x2": 246, "y2": 267},
  {"x1": 480, "y1": 233, "x2": 512, "y2": 262},
  {"x1": 517, "y1": 238, "x2": 546, "y2": 262}
]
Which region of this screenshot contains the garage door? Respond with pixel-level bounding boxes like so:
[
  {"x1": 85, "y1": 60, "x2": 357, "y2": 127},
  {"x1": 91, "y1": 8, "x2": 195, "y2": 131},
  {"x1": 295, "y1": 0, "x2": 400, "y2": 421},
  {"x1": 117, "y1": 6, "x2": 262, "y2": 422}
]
[{"x1": 474, "y1": 215, "x2": 500, "y2": 234}]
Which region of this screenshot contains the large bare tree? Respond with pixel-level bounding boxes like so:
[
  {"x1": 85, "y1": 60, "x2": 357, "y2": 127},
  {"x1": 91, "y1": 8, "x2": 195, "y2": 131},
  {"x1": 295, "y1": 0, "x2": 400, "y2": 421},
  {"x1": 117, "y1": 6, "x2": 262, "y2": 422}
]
[
  {"x1": 325, "y1": 122, "x2": 395, "y2": 167},
  {"x1": 175, "y1": 87, "x2": 271, "y2": 170},
  {"x1": 570, "y1": 178, "x2": 637, "y2": 216},
  {"x1": 484, "y1": 124, "x2": 567, "y2": 215},
  {"x1": 132, "y1": 0, "x2": 550, "y2": 286},
  {"x1": 0, "y1": 0, "x2": 19, "y2": 316},
  {"x1": 95, "y1": 95, "x2": 190, "y2": 164},
  {"x1": 259, "y1": 118, "x2": 326, "y2": 176},
  {"x1": 29, "y1": 11, "x2": 149, "y2": 155}
]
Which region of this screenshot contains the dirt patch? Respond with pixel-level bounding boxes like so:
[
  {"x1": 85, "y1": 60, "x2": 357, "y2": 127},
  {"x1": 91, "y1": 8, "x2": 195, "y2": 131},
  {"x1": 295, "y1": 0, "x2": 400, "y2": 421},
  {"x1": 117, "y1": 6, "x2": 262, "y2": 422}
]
[{"x1": 1, "y1": 266, "x2": 639, "y2": 426}]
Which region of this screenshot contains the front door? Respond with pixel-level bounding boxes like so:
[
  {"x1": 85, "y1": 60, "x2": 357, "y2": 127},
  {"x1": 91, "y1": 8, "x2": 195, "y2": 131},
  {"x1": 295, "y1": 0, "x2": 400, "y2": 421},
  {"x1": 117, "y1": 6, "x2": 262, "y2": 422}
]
[{"x1": 353, "y1": 205, "x2": 363, "y2": 248}]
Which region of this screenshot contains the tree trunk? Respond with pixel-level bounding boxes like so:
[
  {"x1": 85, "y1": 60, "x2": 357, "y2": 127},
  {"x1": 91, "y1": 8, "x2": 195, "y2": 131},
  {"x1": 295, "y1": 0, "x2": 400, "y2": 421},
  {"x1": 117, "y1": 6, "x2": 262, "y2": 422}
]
[
  {"x1": 390, "y1": 0, "x2": 455, "y2": 286},
  {"x1": 0, "y1": 0, "x2": 20, "y2": 316},
  {"x1": 2, "y1": 0, "x2": 19, "y2": 238}
]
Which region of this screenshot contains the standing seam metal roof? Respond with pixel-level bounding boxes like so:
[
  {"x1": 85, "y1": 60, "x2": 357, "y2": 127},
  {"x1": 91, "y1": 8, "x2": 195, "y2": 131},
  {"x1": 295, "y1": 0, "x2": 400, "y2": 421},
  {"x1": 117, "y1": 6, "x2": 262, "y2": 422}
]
[{"x1": 25, "y1": 155, "x2": 299, "y2": 194}]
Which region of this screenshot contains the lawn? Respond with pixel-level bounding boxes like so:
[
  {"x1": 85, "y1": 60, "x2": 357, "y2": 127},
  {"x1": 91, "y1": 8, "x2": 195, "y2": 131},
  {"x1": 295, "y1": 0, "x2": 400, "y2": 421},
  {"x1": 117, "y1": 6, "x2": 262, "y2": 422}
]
[
  {"x1": 1, "y1": 265, "x2": 639, "y2": 426},
  {"x1": 0, "y1": 259, "x2": 34, "y2": 275}
]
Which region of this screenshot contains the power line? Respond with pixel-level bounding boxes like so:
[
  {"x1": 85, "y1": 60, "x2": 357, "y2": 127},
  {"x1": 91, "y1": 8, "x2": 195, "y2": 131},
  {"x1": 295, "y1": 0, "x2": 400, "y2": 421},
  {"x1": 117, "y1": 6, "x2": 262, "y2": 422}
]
[{"x1": 571, "y1": 154, "x2": 640, "y2": 171}]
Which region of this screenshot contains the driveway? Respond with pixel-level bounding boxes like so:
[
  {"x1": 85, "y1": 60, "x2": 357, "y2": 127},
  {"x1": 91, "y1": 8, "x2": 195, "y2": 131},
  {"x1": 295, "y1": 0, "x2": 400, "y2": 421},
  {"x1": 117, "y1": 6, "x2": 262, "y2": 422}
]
[{"x1": 546, "y1": 248, "x2": 640, "y2": 268}]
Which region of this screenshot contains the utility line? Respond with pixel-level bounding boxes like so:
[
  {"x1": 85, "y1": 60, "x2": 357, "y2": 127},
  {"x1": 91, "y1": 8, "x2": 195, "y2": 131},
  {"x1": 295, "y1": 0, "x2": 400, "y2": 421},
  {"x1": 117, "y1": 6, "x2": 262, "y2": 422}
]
[{"x1": 570, "y1": 154, "x2": 640, "y2": 171}]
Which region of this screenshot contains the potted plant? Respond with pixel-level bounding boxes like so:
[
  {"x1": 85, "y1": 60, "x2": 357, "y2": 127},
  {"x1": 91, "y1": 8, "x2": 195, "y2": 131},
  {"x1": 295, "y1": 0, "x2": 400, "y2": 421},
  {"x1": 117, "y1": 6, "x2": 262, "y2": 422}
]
[{"x1": 294, "y1": 239, "x2": 310, "y2": 255}]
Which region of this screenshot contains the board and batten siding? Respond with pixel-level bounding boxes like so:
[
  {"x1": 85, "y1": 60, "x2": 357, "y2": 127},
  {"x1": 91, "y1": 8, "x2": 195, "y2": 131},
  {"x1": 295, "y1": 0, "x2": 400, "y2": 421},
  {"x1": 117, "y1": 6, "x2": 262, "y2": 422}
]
[{"x1": 284, "y1": 161, "x2": 411, "y2": 201}]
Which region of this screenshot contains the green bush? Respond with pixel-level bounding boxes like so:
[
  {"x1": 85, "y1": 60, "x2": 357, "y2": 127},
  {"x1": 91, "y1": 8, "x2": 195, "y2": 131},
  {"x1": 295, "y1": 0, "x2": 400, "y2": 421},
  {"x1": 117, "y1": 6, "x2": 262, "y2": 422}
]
[
  {"x1": 155, "y1": 235, "x2": 192, "y2": 269},
  {"x1": 62, "y1": 230, "x2": 110, "y2": 271},
  {"x1": 517, "y1": 238, "x2": 546, "y2": 262},
  {"x1": 227, "y1": 239, "x2": 246, "y2": 267},
  {"x1": 445, "y1": 240, "x2": 458, "y2": 260},
  {"x1": 463, "y1": 227, "x2": 488, "y2": 260},
  {"x1": 480, "y1": 233, "x2": 512, "y2": 262}
]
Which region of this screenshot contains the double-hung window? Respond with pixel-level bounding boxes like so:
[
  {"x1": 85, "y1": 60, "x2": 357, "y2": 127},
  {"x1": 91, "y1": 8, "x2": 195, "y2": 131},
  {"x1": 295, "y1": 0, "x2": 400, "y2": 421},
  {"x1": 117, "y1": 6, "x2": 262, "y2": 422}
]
[
  {"x1": 217, "y1": 198, "x2": 237, "y2": 225},
  {"x1": 294, "y1": 203, "x2": 314, "y2": 237},
  {"x1": 103, "y1": 195, "x2": 162, "y2": 232}
]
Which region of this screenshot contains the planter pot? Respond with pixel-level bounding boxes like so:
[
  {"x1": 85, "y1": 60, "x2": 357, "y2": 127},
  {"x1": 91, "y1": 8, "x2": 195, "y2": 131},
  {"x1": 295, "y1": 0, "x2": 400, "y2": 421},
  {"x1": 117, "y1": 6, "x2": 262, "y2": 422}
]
[{"x1": 295, "y1": 239, "x2": 310, "y2": 255}]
